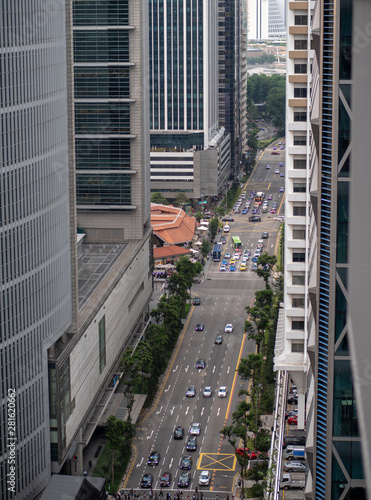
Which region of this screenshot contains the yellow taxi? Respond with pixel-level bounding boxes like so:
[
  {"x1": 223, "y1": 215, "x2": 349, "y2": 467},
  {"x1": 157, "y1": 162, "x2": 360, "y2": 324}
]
[
  {"x1": 229, "y1": 258, "x2": 236, "y2": 265},
  {"x1": 240, "y1": 263, "x2": 247, "y2": 271}
]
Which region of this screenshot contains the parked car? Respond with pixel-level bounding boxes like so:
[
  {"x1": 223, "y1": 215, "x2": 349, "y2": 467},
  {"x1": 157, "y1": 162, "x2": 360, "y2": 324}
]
[
  {"x1": 283, "y1": 435, "x2": 306, "y2": 449},
  {"x1": 284, "y1": 461, "x2": 306, "y2": 473}
]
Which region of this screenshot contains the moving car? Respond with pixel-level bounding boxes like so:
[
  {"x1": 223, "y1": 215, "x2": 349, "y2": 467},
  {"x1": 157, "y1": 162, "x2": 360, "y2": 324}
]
[
  {"x1": 195, "y1": 359, "x2": 206, "y2": 369},
  {"x1": 274, "y1": 215, "x2": 285, "y2": 221},
  {"x1": 215, "y1": 335, "x2": 223, "y2": 345},
  {"x1": 159, "y1": 472, "x2": 172, "y2": 487},
  {"x1": 186, "y1": 386, "x2": 196, "y2": 397},
  {"x1": 279, "y1": 162, "x2": 284, "y2": 167},
  {"x1": 261, "y1": 231, "x2": 268, "y2": 239},
  {"x1": 174, "y1": 426, "x2": 185, "y2": 439},
  {"x1": 275, "y1": 169, "x2": 280, "y2": 174},
  {"x1": 267, "y1": 195, "x2": 272, "y2": 200},
  {"x1": 224, "y1": 324, "x2": 234, "y2": 333},
  {"x1": 241, "y1": 209, "x2": 248, "y2": 214},
  {"x1": 147, "y1": 451, "x2": 160, "y2": 466},
  {"x1": 195, "y1": 324, "x2": 204, "y2": 331},
  {"x1": 219, "y1": 265, "x2": 227, "y2": 272},
  {"x1": 280, "y1": 172, "x2": 284, "y2": 177},
  {"x1": 221, "y1": 258, "x2": 228, "y2": 265},
  {"x1": 221, "y1": 216, "x2": 234, "y2": 222},
  {"x1": 220, "y1": 236, "x2": 226, "y2": 244},
  {"x1": 284, "y1": 461, "x2": 306, "y2": 473},
  {"x1": 193, "y1": 297, "x2": 201, "y2": 306},
  {"x1": 265, "y1": 164, "x2": 270, "y2": 169},
  {"x1": 180, "y1": 456, "x2": 192, "y2": 469},
  {"x1": 178, "y1": 472, "x2": 191, "y2": 488},
  {"x1": 279, "y1": 186, "x2": 285, "y2": 192},
  {"x1": 240, "y1": 263, "x2": 247, "y2": 271},
  {"x1": 189, "y1": 423, "x2": 201, "y2": 435},
  {"x1": 186, "y1": 436, "x2": 197, "y2": 451},
  {"x1": 141, "y1": 474, "x2": 153, "y2": 488},
  {"x1": 203, "y1": 386, "x2": 212, "y2": 398},
  {"x1": 198, "y1": 471, "x2": 211, "y2": 486},
  {"x1": 229, "y1": 265, "x2": 236, "y2": 272},
  {"x1": 218, "y1": 386, "x2": 228, "y2": 398},
  {"x1": 229, "y1": 258, "x2": 236, "y2": 265},
  {"x1": 225, "y1": 252, "x2": 231, "y2": 258},
  {"x1": 271, "y1": 151, "x2": 280, "y2": 155},
  {"x1": 249, "y1": 215, "x2": 261, "y2": 222}
]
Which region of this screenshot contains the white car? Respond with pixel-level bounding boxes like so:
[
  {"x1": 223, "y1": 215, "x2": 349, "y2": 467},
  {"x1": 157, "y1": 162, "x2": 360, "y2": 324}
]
[
  {"x1": 203, "y1": 386, "x2": 212, "y2": 398},
  {"x1": 190, "y1": 423, "x2": 201, "y2": 435},
  {"x1": 219, "y1": 265, "x2": 227, "y2": 272},
  {"x1": 198, "y1": 471, "x2": 211, "y2": 486},
  {"x1": 218, "y1": 386, "x2": 228, "y2": 398},
  {"x1": 275, "y1": 169, "x2": 280, "y2": 174},
  {"x1": 241, "y1": 257, "x2": 248, "y2": 264},
  {"x1": 233, "y1": 254, "x2": 240, "y2": 260},
  {"x1": 274, "y1": 215, "x2": 285, "y2": 221},
  {"x1": 224, "y1": 324, "x2": 234, "y2": 333}
]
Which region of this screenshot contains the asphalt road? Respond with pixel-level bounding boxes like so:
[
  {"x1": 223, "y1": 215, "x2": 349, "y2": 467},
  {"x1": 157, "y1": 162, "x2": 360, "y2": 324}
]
[{"x1": 121, "y1": 143, "x2": 286, "y2": 498}]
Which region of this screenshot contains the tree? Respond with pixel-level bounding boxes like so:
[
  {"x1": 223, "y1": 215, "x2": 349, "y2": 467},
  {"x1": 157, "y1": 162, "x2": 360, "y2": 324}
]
[
  {"x1": 266, "y1": 86, "x2": 286, "y2": 129},
  {"x1": 151, "y1": 192, "x2": 168, "y2": 205},
  {"x1": 174, "y1": 192, "x2": 190, "y2": 206},
  {"x1": 255, "y1": 253, "x2": 277, "y2": 289},
  {"x1": 106, "y1": 415, "x2": 136, "y2": 454},
  {"x1": 238, "y1": 354, "x2": 263, "y2": 413},
  {"x1": 195, "y1": 211, "x2": 203, "y2": 223},
  {"x1": 200, "y1": 240, "x2": 211, "y2": 259},
  {"x1": 209, "y1": 216, "x2": 219, "y2": 242}
]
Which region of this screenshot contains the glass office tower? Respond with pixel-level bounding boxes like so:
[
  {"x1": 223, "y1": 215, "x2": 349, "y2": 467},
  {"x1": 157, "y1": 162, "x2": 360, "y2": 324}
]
[{"x1": 0, "y1": 2, "x2": 72, "y2": 499}]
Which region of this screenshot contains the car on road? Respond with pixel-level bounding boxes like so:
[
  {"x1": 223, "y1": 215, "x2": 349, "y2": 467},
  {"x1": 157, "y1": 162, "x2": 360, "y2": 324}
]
[
  {"x1": 218, "y1": 386, "x2": 228, "y2": 398},
  {"x1": 261, "y1": 232, "x2": 269, "y2": 239},
  {"x1": 225, "y1": 252, "x2": 231, "y2": 259},
  {"x1": 275, "y1": 169, "x2": 280, "y2": 174},
  {"x1": 233, "y1": 253, "x2": 240, "y2": 260},
  {"x1": 251, "y1": 256, "x2": 259, "y2": 263},
  {"x1": 279, "y1": 162, "x2": 284, "y2": 167},
  {"x1": 178, "y1": 472, "x2": 191, "y2": 488},
  {"x1": 229, "y1": 265, "x2": 236, "y2": 272},
  {"x1": 180, "y1": 456, "x2": 193, "y2": 469},
  {"x1": 225, "y1": 324, "x2": 234, "y2": 333},
  {"x1": 198, "y1": 471, "x2": 211, "y2": 486},
  {"x1": 174, "y1": 426, "x2": 185, "y2": 439},
  {"x1": 215, "y1": 335, "x2": 223, "y2": 345},
  {"x1": 229, "y1": 258, "x2": 236, "y2": 265},
  {"x1": 221, "y1": 258, "x2": 228, "y2": 265},
  {"x1": 220, "y1": 236, "x2": 226, "y2": 244},
  {"x1": 266, "y1": 164, "x2": 270, "y2": 169},
  {"x1": 141, "y1": 474, "x2": 154, "y2": 488},
  {"x1": 280, "y1": 172, "x2": 284, "y2": 177},
  {"x1": 219, "y1": 265, "x2": 227, "y2": 272},
  {"x1": 193, "y1": 297, "x2": 201, "y2": 306},
  {"x1": 267, "y1": 194, "x2": 272, "y2": 200},
  {"x1": 241, "y1": 209, "x2": 248, "y2": 214},
  {"x1": 195, "y1": 324, "x2": 204, "y2": 331},
  {"x1": 241, "y1": 256, "x2": 248, "y2": 263},
  {"x1": 251, "y1": 208, "x2": 259, "y2": 215},
  {"x1": 203, "y1": 386, "x2": 212, "y2": 398},
  {"x1": 186, "y1": 386, "x2": 196, "y2": 397},
  {"x1": 251, "y1": 263, "x2": 258, "y2": 272},
  {"x1": 270, "y1": 208, "x2": 276, "y2": 214},
  {"x1": 190, "y1": 423, "x2": 201, "y2": 435},
  {"x1": 271, "y1": 151, "x2": 280, "y2": 155},
  {"x1": 236, "y1": 448, "x2": 259, "y2": 460},
  {"x1": 272, "y1": 146, "x2": 277, "y2": 150},
  {"x1": 274, "y1": 215, "x2": 285, "y2": 221},
  {"x1": 147, "y1": 451, "x2": 160, "y2": 466},
  {"x1": 195, "y1": 359, "x2": 206, "y2": 369},
  {"x1": 221, "y1": 216, "x2": 234, "y2": 222},
  {"x1": 240, "y1": 263, "x2": 247, "y2": 271},
  {"x1": 279, "y1": 186, "x2": 285, "y2": 192},
  {"x1": 186, "y1": 436, "x2": 197, "y2": 451},
  {"x1": 284, "y1": 461, "x2": 306, "y2": 473},
  {"x1": 272, "y1": 202, "x2": 278, "y2": 208},
  {"x1": 159, "y1": 472, "x2": 172, "y2": 487},
  {"x1": 249, "y1": 215, "x2": 261, "y2": 222}
]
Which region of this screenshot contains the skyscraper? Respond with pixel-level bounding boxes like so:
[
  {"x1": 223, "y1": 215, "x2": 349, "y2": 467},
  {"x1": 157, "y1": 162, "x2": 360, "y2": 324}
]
[
  {"x1": 149, "y1": 0, "x2": 231, "y2": 202},
  {"x1": 275, "y1": 0, "x2": 369, "y2": 497},
  {"x1": 0, "y1": 3, "x2": 73, "y2": 499}
]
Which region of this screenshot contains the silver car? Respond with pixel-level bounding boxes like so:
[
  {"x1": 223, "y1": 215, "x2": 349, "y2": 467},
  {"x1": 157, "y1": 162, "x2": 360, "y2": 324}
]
[
  {"x1": 284, "y1": 461, "x2": 306, "y2": 473},
  {"x1": 203, "y1": 386, "x2": 212, "y2": 398}
]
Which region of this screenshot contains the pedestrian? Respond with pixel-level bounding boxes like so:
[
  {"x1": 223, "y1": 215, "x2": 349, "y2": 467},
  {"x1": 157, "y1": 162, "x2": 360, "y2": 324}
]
[
  {"x1": 195, "y1": 488, "x2": 198, "y2": 494},
  {"x1": 83, "y1": 470, "x2": 88, "y2": 477},
  {"x1": 159, "y1": 489, "x2": 163, "y2": 498}
]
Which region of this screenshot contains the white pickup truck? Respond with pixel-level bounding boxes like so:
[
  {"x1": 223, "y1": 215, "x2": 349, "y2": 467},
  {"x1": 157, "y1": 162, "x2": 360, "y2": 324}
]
[{"x1": 280, "y1": 473, "x2": 305, "y2": 490}]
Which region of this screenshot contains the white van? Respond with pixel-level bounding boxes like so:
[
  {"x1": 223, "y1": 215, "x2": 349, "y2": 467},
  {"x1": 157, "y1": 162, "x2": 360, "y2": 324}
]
[{"x1": 223, "y1": 225, "x2": 230, "y2": 233}]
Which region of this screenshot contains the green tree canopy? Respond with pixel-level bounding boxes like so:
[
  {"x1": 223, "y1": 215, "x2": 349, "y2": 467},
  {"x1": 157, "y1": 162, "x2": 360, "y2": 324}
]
[
  {"x1": 209, "y1": 216, "x2": 219, "y2": 242},
  {"x1": 200, "y1": 240, "x2": 211, "y2": 258},
  {"x1": 151, "y1": 192, "x2": 168, "y2": 205}
]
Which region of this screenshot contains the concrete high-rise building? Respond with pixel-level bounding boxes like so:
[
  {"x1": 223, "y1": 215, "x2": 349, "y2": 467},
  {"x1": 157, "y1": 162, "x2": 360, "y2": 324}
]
[
  {"x1": 0, "y1": 2, "x2": 73, "y2": 499},
  {"x1": 247, "y1": 0, "x2": 286, "y2": 40},
  {"x1": 275, "y1": 0, "x2": 370, "y2": 498},
  {"x1": 149, "y1": 0, "x2": 231, "y2": 202}
]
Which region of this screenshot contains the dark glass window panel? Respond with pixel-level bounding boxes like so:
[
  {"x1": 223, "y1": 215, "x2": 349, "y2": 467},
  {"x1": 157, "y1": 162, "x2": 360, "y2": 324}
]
[
  {"x1": 73, "y1": 31, "x2": 129, "y2": 63},
  {"x1": 294, "y1": 87, "x2": 307, "y2": 98},
  {"x1": 74, "y1": 67, "x2": 130, "y2": 99},
  {"x1": 338, "y1": 99, "x2": 351, "y2": 163},
  {"x1": 333, "y1": 360, "x2": 359, "y2": 437},
  {"x1": 73, "y1": 1, "x2": 129, "y2": 25},
  {"x1": 295, "y1": 15, "x2": 308, "y2": 25},
  {"x1": 75, "y1": 103, "x2": 130, "y2": 135},
  {"x1": 294, "y1": 39, "x2": 308, "y2": 50},
  {"x1": 75, "y1": 138, "x2": 131, "y2": 169},
  {"x1": 339, "y1": 0, "x2": 352, "y2": 80},
  {"x1": 294, "y1": 64, "x2": 307, "y2": 74},
  {"x1": 337, "y1": 182, "x2": 349, "y2": 263},
  {"x1": 76, "y1": 173, "x2": 131, "y2": 206}
]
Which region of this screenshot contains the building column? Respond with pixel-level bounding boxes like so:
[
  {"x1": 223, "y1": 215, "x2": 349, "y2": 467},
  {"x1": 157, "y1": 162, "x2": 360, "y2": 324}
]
[{"x1": 297, "y1": 392, "x2": 306, "y2": 430}]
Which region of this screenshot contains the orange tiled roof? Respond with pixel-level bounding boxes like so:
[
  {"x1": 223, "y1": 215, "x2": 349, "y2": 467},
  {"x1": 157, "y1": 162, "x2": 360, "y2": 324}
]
[
  {"x1": 151, "y1": 204, "x2": 197, "y2": 244},
  {"x1": 153, "y1": 245, "x2": 192, "y2": 260}
]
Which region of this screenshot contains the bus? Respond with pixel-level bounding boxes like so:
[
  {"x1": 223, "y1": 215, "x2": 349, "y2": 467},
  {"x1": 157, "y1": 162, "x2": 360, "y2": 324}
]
[
  {"x1": 232, "y1": 236, "x2": 242, "y2": 249},
  {"x1": 254, "y1": 191, "x2": 264, "y2": 205},
  {"x1": 213, "y1": 243, "x2": 222, "y2": 262}
]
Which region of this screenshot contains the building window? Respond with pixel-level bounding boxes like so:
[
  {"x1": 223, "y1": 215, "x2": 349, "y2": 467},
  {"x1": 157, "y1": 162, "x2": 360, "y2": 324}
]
[
  {"x1": 293, "y1": 229, "x2": 306, "y2": 240},
  {"x1": 295, "y1": 15, "x2": 308, "y2": 26},
  {"x1": 294, "y1": 39, "x2": 308, "y2": 50},
  {"x1": 294, "y1": 135, "x2": 307, "y2": 145},
  {"x1": 99, "y1": 316, "x2": 106, "y2": 373},
  {"x1": 294, "y1": 111, "x2": 307, "y2": 122},
  {"x1": 294, "y1": 64, "x2": 307, "y2": 74},
  {"x1": 294, "y1": 159, "x2": 306, "y2": 169},
  {"x1": 293, "y1": 205, "x2": 306, "y2": 216},
  {"x1": 292, "y1": 342, "x2": 305, "y2": 353},
  {"x1": 292, "y1": 273, "x2": 305, "y2": 285},
  {"x1": 293, "y1": 182, "x2": 306, "y2": 193},
  {"x1": 293, "y1": 252, "x2": 306, "y2": 262},
  {"x1": 294, "y1": 87, "x2": 307, "y2": 98},
  {"x1": 292, "y1": 320, "x2": 305, "y2": 330},
  {"x1": 292, "y1": 297, "x2": 305, "y2": 308}
]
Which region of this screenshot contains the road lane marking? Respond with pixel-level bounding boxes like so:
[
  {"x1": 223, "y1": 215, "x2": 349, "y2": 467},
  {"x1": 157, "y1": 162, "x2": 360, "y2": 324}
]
[
  {"x1": 164, "y1": 384, "x2": 171, "y2": 392},
  {"x1": 147, "y1": 430, "x2": 153, "y2": 440},
  {"x1": 185, "y1": 406, "x2": 189, "y2": 415},
  {"x1": 136, "y1": 457, "x2": 143, "y2": 468},
  {"x1": 225, "y1": 332, "x2": 248, "y2": 421},
  {"x1": 156, "y1": 406, "x2": 163, "y2": 415}
]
